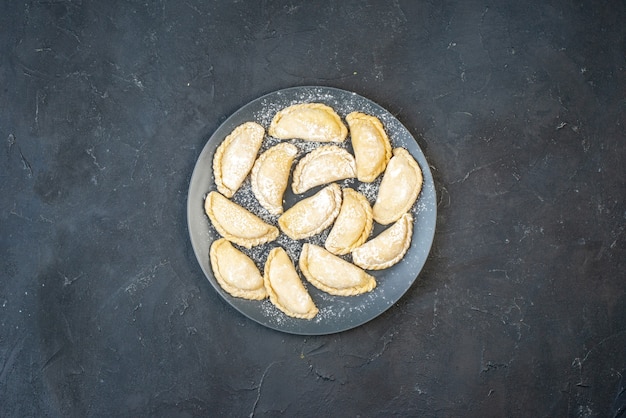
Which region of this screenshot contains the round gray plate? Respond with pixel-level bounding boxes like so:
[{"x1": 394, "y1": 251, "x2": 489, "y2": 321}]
[{"x1": 187, "y1": 86, "x2": 436, "y2": 335}]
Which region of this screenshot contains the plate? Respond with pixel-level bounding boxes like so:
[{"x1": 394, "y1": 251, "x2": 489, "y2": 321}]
[{"x1": 187, "y1": 86, "x2": 436, "y2": 335}]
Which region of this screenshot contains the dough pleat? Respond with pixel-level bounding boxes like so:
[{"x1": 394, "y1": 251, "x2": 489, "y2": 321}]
[
  {"x1": 324, "y1": 188, "x2": 373, "y2": 255},
  {"x1": 351, "y1": 213, "x2": 413, "y2": 270},
  {"x1": 346, "y1": 112, "x2": 392, "y2": 182},
  {"x1": 213, "y1": 122, "x2": 264, "y2": 197},
  {"x1": 264, "y1": 247, "x2": 318, "y2": 319},
  {"x1": 291, "y1": 145, "x2": 356, "y2": 194},
  {"x1": 204, "y1": 191, "x2": 279, "y2": 248},
  {"x1": 210, "y1": 238, "x2": 267, "y2": 300},
  {"x1": 300, "y1": 244, "x2": 376, "y2": 296},
  {"x1": 278, "y1": 184, "x2": 342, "y2": 240},
  {"x1": 251, "y1": 143, "x2": 298, "y2": 215},
  {"x1": 372, "y1": 148, "x2": 423, "y2": 225},
  {"x1": 269, "y1": 103, "x2": 348, "y2": 142}
]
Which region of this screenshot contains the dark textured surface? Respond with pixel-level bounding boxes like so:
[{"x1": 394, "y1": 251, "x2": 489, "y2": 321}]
[{"x1": 1, "y1": 1, "x2": 624, "y2": 416}]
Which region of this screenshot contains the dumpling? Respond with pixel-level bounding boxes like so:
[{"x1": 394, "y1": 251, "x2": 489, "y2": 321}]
[
  {"x1": 372, "y1": 147, "x2": 423, "y2": 225},
  {"x1": 351, "y1": 213, "x2": 413, "y2": 270},
  {"x1": 278, "y1": 184, "x2": 342, "y2": 240},
  {"x1": 299, "y1": 244, "x2": 376, "y2": 296},
  {"x1": 291, "y1": 145, "x2": 356, "y2": 194},
  {"x1": 204, "y1": 191, "x2": 279, "y2": 248},
  {"x1": 324, "y1": 188, "x2": 373, "y2": 255},
  {"x1": 268, "y1": 103, "x2": 348, "y2": 142},
  {"x1": 213, "y1": 122, "x2": 264, "y2": 198},
  {"x1": 264, "y1": 247, "x2": 318, "y2": 319},
  {"x1": 346, "y1": 112, "x2": 392, "y2": 182},
  {"x1": 210, "y1": 238, "x2": 267, "y2": 300},
  {"x1": 251, "y1": 143, "x2": 298, "y2": 215}
]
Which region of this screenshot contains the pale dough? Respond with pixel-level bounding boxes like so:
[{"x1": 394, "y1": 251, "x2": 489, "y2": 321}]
[
  {"x1": 210, "y1": 238, "x2": 267, "y2": 300},
  {"x1": 264, "y1": 247, "x2": 318, "y2": 319},
  {"x1": 352, "y1": 213, "x2": 413, "y2": 270},
  {"x1": 204, "y1": 191, "x2": 279, "y2": 248},
  {"x1": 251, "y1": 142, "x2": 298, "y2": 215},
  {"x1": 324, "y1": 188, "x2": 373, "y2": 255},
  {"x1": 278, "y1": 183, "x2": 342, "y2": 240},
  {"x1": 213, "y1": 122, "x2": 264, "y2": 197},
  {"x1": 291, "y1": 145, "x2": 356, "y2": 194},
  {"x1": 269, "y1": 103, "x2": 348, "y2": 142},
  {"x1": 372, "y1": 147, "x2": 423, "y2": 225},
  {"x1": 346, "y1": 112, "x2": 392, "y2": 182},
  {"x1": 300, "y1": 244, "x2": 376, "y2": 296}
]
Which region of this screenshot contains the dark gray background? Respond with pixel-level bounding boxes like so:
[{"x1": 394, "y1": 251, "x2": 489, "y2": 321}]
[{"x1": 1, "y1": 1, "x2": 624, "y2": 416}]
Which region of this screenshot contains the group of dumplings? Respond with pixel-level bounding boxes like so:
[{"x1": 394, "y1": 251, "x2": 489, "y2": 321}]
[{"x1": 205, "y1": 102, "x2": 423, "y2": 320}]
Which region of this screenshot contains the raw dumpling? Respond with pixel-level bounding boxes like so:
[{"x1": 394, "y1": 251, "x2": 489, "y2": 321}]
[
  {"x1": 210, "y1": 238, "x2": 267, "y2": 300},
  {"x1": 299, "y1": 244, "x2": 376, "y2": 296},
  {"x1": 251, "y1": 143, "x2": 298, "y2": 215},
  {"x1": 278, "y1": 184, "x2": 342, "y2": 240},
  {"x1": 372, "y1": 147, "x2": 423, "y2": 225},
  {"x1": 204, "y1": 191, "x2": 279, "y2": 248},
  {"x1": 264, "y1": 247, "x2": 318, "y2": 320},
  {"x1": 352, "y1": 213, "x2": 413, "y2": 270},
  {"x1": 213, "y1": 121, "x2": 264, "y2": 197},
  {"x1": 268, "y1": 103, "x2": 348, "y2": 142},
  {"x1": 324, "y1": 188, "x2": 373, "y2": 255},
  {"x1": 291, "y1": 145, "x2": 356, "y2": 194},
  {"x1": 346, "y1": 112, "x2": 392, "y2": 182}
]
